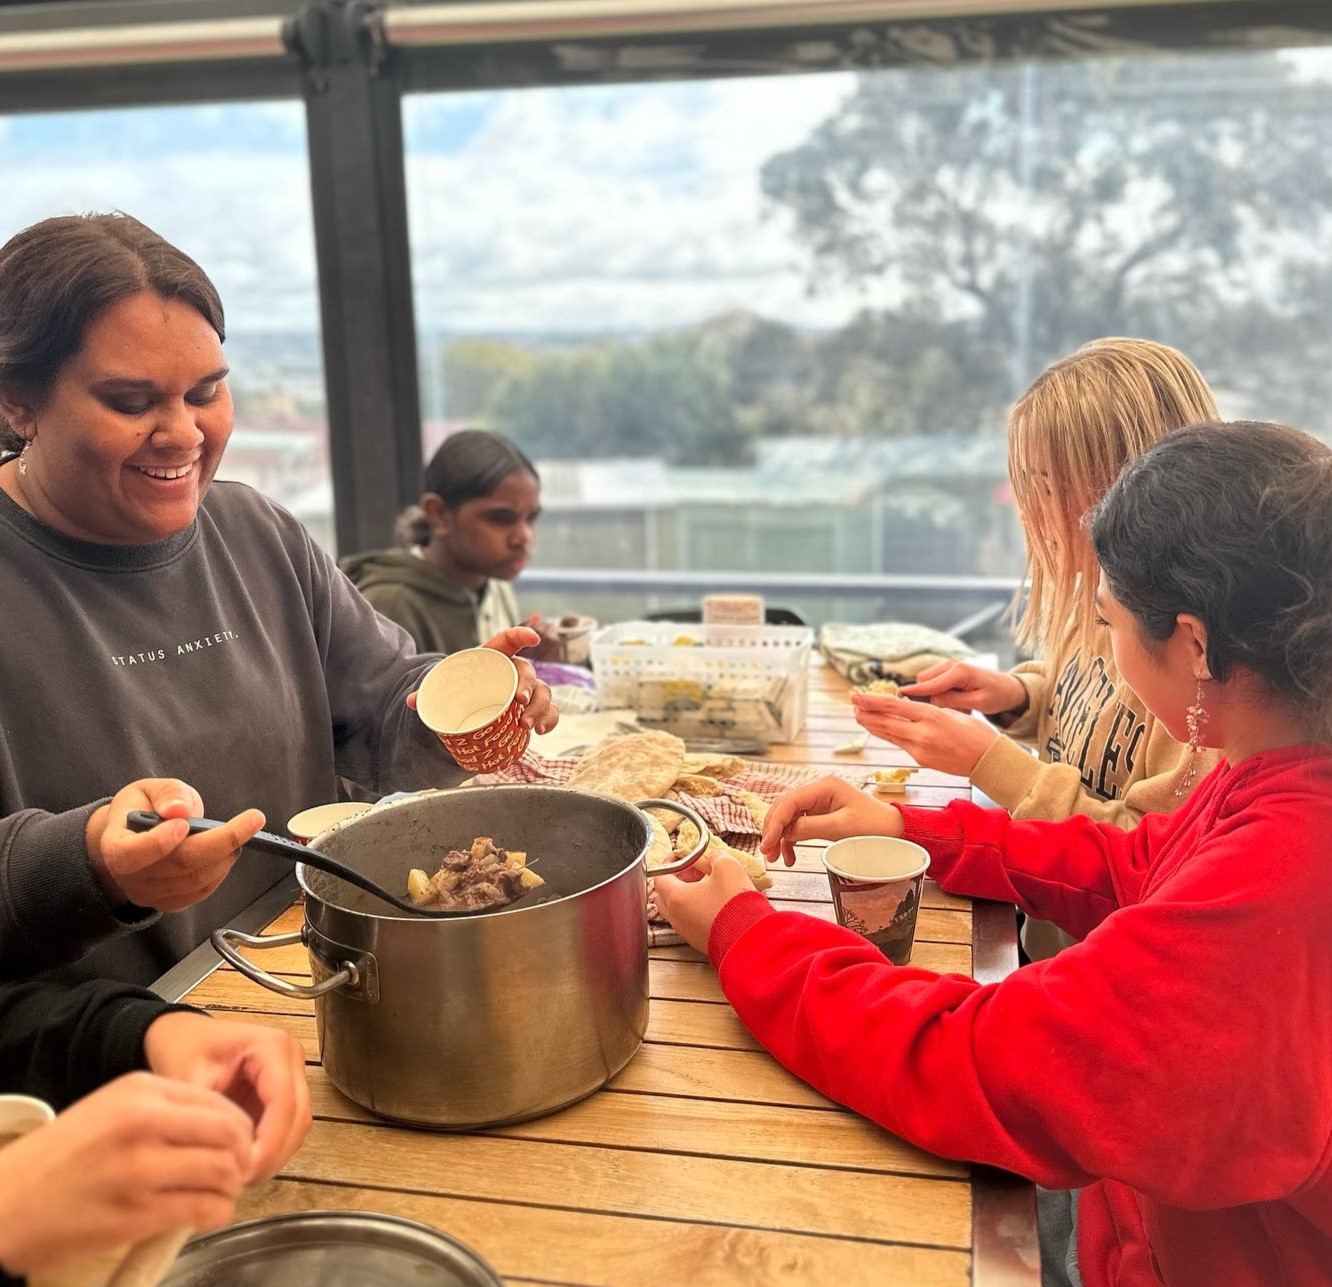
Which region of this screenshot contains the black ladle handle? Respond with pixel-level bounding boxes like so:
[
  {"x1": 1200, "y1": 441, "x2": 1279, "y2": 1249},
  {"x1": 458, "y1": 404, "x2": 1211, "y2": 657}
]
[{"x1": 124, "y1": 810, "x2": 480, "y2": 918}]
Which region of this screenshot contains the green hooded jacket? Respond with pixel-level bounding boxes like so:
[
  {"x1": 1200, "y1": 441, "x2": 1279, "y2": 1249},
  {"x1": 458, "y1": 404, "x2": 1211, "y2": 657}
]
[{"x1": 339, "y1": 548, "x2": 518, "y2": 655}]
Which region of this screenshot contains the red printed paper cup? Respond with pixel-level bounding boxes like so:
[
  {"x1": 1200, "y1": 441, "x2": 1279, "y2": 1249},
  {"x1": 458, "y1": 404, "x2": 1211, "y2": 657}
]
[
  {"x1": 286, "y1": 802, "x2": 371, "y2": 845},
  {"x1": 823, "y1": 836, "x2": 931, "y2": 965},
  {"x1": 416, "y1": 648, "x2": 531, "y2": 773}
]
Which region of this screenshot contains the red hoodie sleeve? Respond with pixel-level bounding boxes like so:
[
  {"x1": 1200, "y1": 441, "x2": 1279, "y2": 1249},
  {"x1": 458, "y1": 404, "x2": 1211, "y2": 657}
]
[
  {"x1": 895, "y1": 796, "x2": 1177, "y2": 941},
  {"x1": 712, "y1": 784, "x2": 1332, "y2": 1206}
]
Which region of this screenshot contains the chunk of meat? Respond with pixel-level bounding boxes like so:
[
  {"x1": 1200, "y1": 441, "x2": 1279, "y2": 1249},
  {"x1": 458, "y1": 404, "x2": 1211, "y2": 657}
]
[{"x1": 406, "y1": 836, "x2": 544, "y2": 912}]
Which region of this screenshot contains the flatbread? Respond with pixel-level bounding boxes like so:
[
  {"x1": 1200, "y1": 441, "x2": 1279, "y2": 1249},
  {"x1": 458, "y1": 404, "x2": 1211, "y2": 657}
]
[
  {"x1": 680, "y1": 752, "x2": 747, "y2": 780},
  {"x1": 674, "y1": 821, "x2": 773, "y2": 892},
  {"x1": 672, "y1": 772, "x2": 726, "y2": 798},
  {"x1": 643, "y1": 811, "x2": 674, "y2": 869},
  {"x1": 736, "y1": 790, "x2": 770, "y2": 830},
  {"x1": 566, "y1": 729, "x2": 685, "y2": 803},
  {"x1": 645, "y1": 790, "x2": 684, "y2": 835}
]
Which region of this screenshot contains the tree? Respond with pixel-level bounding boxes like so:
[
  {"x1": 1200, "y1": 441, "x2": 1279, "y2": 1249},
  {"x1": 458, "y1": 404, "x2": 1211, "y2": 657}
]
[
  {"x1": 762, "y1": 51, "x2": 1332, "y2": 412},
  {"x1": 484, "y1": 333, "x2": 749, "y2": 465},
  {"x1": 439, "y1": 339, "x2": 535, "y2": 422}
]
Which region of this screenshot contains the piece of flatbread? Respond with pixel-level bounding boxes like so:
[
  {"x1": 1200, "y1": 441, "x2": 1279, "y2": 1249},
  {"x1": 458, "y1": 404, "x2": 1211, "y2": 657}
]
[
  {"x1": 674, "y1": 820, "x2": 773, "y2": 892},
  {"x1": 680, "y1": 752, "x2": 747, "y2": 780},
  {"x1": 736, "y1": 789, "x2": 770, "y2": 831},
  {"x1": 643, "y1": 811, "x2": 674, "y2": 869},
  {"x1": 567, "y1": 729, "x2": 685, "y2": 803},
  {"x1": 645, "y1": 790, "x2": 685, "y2": 835},
  {"x1": 672, "y1": 772, "x2": 726, "y2": 798}
]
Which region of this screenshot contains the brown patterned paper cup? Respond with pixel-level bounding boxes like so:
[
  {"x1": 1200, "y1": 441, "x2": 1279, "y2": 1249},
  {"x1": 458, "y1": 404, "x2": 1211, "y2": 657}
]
[
  {"x1": 415, "y1": 648, "x2": 531, "y2": 773},
  {"x1": 823, "y1": 836, "x2": 931, "y2": 965},
  {"x1": 286, "y1": 801, "x2": 371, "y2": 844}
]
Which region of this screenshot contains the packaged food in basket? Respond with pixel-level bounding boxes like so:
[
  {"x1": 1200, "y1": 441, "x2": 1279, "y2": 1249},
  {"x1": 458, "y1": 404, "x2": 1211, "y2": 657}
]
[{"x1": 591, "y1": 622, "x2": 813, "y2": 744}]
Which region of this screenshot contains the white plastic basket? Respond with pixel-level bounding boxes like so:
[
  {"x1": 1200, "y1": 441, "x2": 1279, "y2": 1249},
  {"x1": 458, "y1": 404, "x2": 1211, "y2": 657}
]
[{"x1": 590, "y1": 621, "x2": 813, "y2": 743}]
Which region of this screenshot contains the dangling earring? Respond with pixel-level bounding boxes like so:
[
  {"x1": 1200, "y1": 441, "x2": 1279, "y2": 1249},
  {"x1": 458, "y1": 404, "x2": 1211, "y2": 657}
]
[
  {"x1": 1175, "y1": 677, "x2": 1209, "y2": 797},
  {"x1": 16, "y1": 437, "x2": 31, "y2": 477}
]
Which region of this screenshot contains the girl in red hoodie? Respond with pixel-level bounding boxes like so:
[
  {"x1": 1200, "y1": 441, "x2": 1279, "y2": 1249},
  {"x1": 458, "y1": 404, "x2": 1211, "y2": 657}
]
[{"x1": 655, "y1": 421, "x2": 1332, "y2": 1287}]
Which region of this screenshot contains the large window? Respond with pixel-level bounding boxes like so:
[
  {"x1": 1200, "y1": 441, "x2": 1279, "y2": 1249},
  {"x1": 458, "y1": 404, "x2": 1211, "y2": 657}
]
[
  {"x1": 403, "y1": 42, "x2": 1332, "y2": 638},
  {"x1": 0, "y1": 101, "x2": 333, "y2": 547}
]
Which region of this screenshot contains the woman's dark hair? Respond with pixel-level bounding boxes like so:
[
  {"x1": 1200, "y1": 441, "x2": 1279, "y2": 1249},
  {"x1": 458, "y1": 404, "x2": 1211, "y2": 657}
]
[
  {"x1": 1091, "y1": 421, "x2": 1332, "y2": 738},
  {"x1": 421, "y1": 429, "x2": 538, "y2": 508},
  {"x1": 0, "y1": 212, "x2": 225, "y2": 451}
]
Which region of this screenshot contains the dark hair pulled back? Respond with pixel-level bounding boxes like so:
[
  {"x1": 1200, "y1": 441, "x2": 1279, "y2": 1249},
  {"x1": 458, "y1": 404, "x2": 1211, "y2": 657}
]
[
  {"x1": 0, "y1": 212, "x2": 225, "y2": 451},
  {"x1": 421, "y1": 429, "x2": 538, "y2": 508},
  {"x1": 1091, "y1": 421, "x2": 1332, "y2": 740}
]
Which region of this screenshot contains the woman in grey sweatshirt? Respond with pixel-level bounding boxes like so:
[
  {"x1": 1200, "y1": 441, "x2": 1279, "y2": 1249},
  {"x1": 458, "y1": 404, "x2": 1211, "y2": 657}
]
[{"x1": 0, "y1": 212, "x2": 556, "y2": 987}]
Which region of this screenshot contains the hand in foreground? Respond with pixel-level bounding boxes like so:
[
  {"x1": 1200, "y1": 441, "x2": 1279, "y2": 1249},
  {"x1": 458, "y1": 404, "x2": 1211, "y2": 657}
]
[
  {"x1": 653, "y1": 854, "x2": 755, "y2": 955},
  {"x1": 86, "y1": 779, "x2": 265, "y2": 911},
  {"x1": 0, "y1": 1073, "x2": 252, "y2": 1279},
  {"x1": 852, "y1": 694, "x2": 998, "y2": 778},
  {"x1": 760, "y1": 775, "x2": 903, "y2": 867},
  {"x1": 405, "y1": 627, "x2": 559, "y2": 735},
  {"x1": 900, "y1": 660, "x2": 1029, "y2": 717},
  {"x1": 143, "y1": 1012, "x2": 311, "y2": 1183}
]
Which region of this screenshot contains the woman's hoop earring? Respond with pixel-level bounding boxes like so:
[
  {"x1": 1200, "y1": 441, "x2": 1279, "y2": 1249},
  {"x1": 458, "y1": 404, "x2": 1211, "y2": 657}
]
[{"x1": 16, "y1": 438, "x2": 31, "y2": 477}]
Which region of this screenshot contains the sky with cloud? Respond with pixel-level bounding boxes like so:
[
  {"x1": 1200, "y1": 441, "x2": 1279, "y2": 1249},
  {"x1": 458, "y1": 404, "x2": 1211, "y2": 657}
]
[
  {"x1": 2, "y1": 44, "x2": 1327, "y2": 343},
  {"x1": 0, "y1": 73, "x2": 867, "y2": 341}
]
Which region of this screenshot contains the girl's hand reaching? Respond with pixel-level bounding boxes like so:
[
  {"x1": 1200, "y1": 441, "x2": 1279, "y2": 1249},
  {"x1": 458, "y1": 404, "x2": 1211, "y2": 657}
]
[
  {"x1": 851, "y1": 694, "x2": 998, "y2": 777},
  {"x1": 759, "y1": 776, "x2": 904, "y2": 867},
  {"x1": 900, "y1": 661, "x2": 1029, "y2": 717},
  {"x1": 653, "y1": 855, "x2": 756, "y2": 955}
]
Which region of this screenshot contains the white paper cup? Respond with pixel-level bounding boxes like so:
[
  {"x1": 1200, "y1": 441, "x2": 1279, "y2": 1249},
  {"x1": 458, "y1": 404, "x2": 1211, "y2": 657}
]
[
  {"x1": 0, "y1": 1093, "x2": 54, "y2": 1145},
  {"x1": 823, "y1": 836, "x2": 931, "y2": 965},
  {"x1": 555, "y1": 615, "x2": 598, "y2": 665},
  {"x1": 286, "y1": 801, "x2": 371, "y2": 844}
]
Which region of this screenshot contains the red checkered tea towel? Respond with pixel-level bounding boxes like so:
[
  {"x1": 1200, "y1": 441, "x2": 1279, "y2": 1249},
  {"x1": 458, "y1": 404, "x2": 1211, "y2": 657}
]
[{"x1": 471, "y1": 752, "x2": 871, "y2": 946}]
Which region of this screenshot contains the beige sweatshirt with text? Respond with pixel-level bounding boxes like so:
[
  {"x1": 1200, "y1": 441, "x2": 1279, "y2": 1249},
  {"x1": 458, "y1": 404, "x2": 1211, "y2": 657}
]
[
  {"x1": 970, "y1": 643, "x2": 1218, "y2": 828},
  {"x1": 969, "y1": 641, "x2": 1219, "y2": 958}
]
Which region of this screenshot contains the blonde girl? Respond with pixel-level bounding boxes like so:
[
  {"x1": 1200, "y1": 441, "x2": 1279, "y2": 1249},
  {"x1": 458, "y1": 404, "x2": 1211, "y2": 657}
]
[{"x1": 854, "y1": 339, "x2": 1221, "y2": 876}]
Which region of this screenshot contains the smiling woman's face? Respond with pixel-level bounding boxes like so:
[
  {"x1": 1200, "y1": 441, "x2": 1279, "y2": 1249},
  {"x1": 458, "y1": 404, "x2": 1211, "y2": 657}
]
[{"x1": 9, "y1": 289, "x2": 233, "y2": 544}]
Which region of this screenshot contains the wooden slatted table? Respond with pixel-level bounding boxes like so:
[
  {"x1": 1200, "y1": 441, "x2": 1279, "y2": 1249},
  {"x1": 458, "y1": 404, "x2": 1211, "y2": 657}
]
[{"x1": 164, "y1": 659, "x2": 1039, "y2": 1286}]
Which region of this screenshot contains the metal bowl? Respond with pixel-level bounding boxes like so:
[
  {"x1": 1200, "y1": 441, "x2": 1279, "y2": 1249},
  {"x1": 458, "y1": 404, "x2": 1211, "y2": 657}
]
[{"x1": 161, "y1": 1211, "x2": 503, "y2": 1286}]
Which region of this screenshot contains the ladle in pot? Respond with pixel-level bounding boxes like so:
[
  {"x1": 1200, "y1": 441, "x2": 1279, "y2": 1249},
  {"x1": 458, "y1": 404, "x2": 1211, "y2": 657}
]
[{"x1": 126, "y1": 797, "x2": 709, "y2": 918}]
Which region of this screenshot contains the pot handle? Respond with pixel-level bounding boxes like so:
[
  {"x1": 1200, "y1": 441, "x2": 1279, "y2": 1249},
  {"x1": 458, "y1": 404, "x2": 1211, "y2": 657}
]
[
  {"x1": 210, "y1": 927, "x2": 358, "y2": 1000},
  {"x1": 635, "y1": 798, "x2": 711, "y2": 877}
]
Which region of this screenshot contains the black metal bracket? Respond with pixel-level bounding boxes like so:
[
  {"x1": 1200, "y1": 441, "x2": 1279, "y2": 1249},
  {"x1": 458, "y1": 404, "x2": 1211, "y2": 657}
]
[{"x1": 293, "y1": 0, "x2": 423, "y2": 555}]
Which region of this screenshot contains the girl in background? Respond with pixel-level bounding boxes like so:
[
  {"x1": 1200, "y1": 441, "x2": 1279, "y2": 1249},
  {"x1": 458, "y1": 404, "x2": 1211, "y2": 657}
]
[{"x1": 343, "y1": 429, "x2": 560, "y2": 657}]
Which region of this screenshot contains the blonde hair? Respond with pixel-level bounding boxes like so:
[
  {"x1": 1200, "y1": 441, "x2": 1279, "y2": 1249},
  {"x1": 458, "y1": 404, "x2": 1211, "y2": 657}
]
[{"x1": 1009, "y1": 337, "x2": 1218, "y2": 658}]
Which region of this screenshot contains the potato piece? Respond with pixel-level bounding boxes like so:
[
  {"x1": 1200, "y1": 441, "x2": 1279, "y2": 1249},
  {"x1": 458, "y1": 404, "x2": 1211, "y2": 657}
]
[
  {"x1": 406, "y1": 868, "x2": 431, "y2": 905},
  {"x1": 517, "y1": 868, "x2": 545, "y2": 891},
  {"x1": 504, "y1": 850, "x2": 529, "y2": 870}
]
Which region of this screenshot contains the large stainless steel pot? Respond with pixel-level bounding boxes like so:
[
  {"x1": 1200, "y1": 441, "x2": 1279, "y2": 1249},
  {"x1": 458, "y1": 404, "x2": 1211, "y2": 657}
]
[{"x1": 213, "y1": 787, "x2": 705, "y2": 1127}]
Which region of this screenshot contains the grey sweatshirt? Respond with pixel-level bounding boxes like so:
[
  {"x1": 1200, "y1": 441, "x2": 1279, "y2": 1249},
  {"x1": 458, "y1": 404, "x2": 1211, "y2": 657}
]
[{"x1": 0, "y1": 481, "x2": 461, "y2": 987}]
